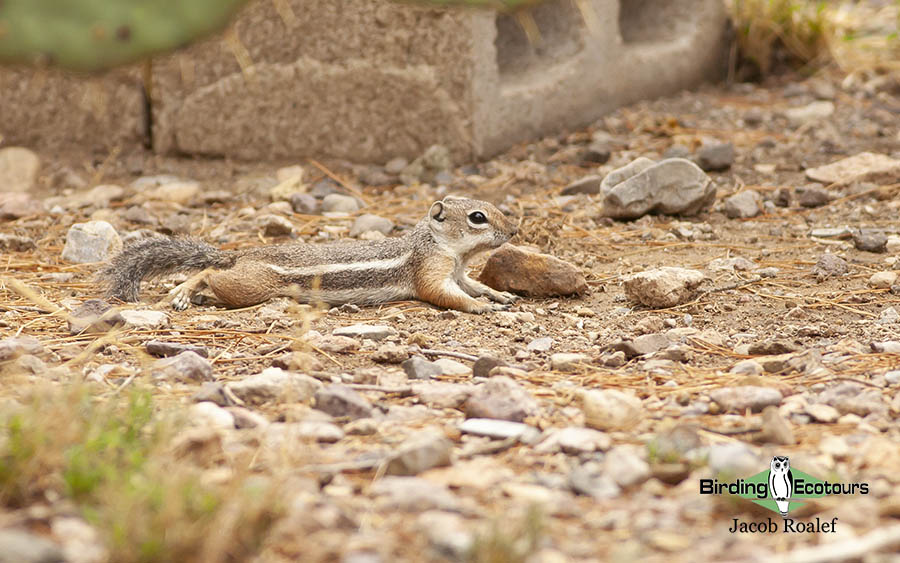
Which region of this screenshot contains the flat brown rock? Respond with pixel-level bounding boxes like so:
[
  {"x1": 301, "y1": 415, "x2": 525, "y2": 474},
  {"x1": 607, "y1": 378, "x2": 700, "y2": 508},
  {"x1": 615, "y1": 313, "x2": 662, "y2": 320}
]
[
  {"x1": 477, "y1": 244, "x2": 587, "y2": 297},
  {"x1": 805, "y1": 152, "x2": 900, "y2": 185}
]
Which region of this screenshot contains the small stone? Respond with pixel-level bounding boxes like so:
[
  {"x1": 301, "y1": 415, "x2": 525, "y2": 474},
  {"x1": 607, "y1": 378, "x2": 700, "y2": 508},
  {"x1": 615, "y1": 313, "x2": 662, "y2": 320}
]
[
  {"x1": 561, "y1": 175, "x2": 602, "y2": 195},
  {"x1": 371, "y1": 342, "x2": 408, "y2": 364},
  {"x1": 0, "y1": 233, "x2": 36, "y2": 251},
  {"x1": 402, "y1": 356, "x2": 443, "y2": 380},
  {"x1": 887, "y1": 235, "x2": 900, "y2": 253},
  {"x1": 747, "y1": 339, "x2": 797, "y2": 355},
  {"x1": 527, "y1": 336, "x2": 554, "y2": 352},
  {"x1": 872, "y1": 341, "x2": 900, "y2": 354},
  {"x1": 581, "y1": 138, "x2": 612, "y2": 164},
  {"x1": 189, "y1": 401, "x2": 235, "y2": 429},
  {"x1": 613, "y1": 333, "x2": 671, "y2": 357},
  {"x1": 796, "y1": 184, "x2": 832, "y2": 208},
  {"x1": 580, "y1": 389, "x2": 642, "y2": 431},
  {"x1": 119, "y1": 309, "x2": 167, "y2": 329},
  {"x1": 67, "y1": 299, "x2": 124, "y2": 335},
  {"x1": 226, "y1": 407, "x2": 269, "y2": 429},
  {"x1": 412, "y1": 382, "x2": 474, "y2": 408},
  {"x1": 785, "y1": 101, "x2": 834, "y2": 126},
  {"x1": 695, "y1": 142, "x2": 735, "y2": 172},
  {"x1": 809, "y1": 226, "x2": 853, "y2": 239},
  {"x1": 151, "y1": 351, "x2": 213, "y2": 382},
  {"x1": 417, "y1": 511, "x2": 473, "y2": 560},
  {"x1": 477, "y1": 244, "x2": 588, "y2": 297},
  {"x1": 472, "y1": 356, "x2": 506, "y2": 378},
  {"x1": 854, "y1": 231, "x2": 888, "y2": 253},
  {"x1": 310, "y1": 335, "x2": 359, "y2": 354},
  {"x1": 314, "y1": 384, "x2": 373, "y2": 419},
  {"x1": 0, "y1": 336, "x2": 43, "y2": 362},
  {"x1": 321, "y1": 193, "x2": 360, "y2": 213},
  {"x1": 0, "y1": 192, "x2": 43, "y2": 219},
  {"x1": 878, "y1": 307, "x2": 900, "y2": 324},
  {"x1": 385, "y1": 432, "x2": 453, "y2": 476},
  {"x1": 227, "y1": 367, "x2": 321, "y2": 405},
  {"x1": 0, "y1": 528, "x2": 64, "y2": 563},
  {"x1": 812, "y1": 253, "x2": 848, "y2": 280},
  {"x1": 709, "y1": 386, "x2": 781, "y2": 413},
  {"x1": 464, "y1": 376, "x2": 537, "y2": 422},
  {"x1": 600, "y1": 157, "x2": 714, "y2": 219},
  {"x1": 146, "y1": 340, "x2": 209, "y2": 358},
  {"x1": 191, "y1": 382, "x2": 231, "y2": 406},
  {"x1": 349, "y1": 213, "x2": 393, "y2": 237},
  {"x1": 605, "y1": 446, "x2": 651, "y2": 488},
  {"x1": 819, "y1": 436, "x2": 850, "y2": 459},
  {"x1": 264, "y1": 420, "x2": 344, "y2": 444},
  {"x1": 384, "y1": 157, "x2": 409, "y2": 175},
  {"x1": 723, "y1": 190, "x2": 762, "y2": 219},
  {"x1": 550, "y1": 353, "x2": 590, "y2": 371},
  {"x1": 290, "y1": 193, "x2": 318, "y2": 214},
  {"x1": 756, "y1": 406, "x2": 795, "y2": 445},
  {"x1": 818, "y1": 383, "x2": 887, "y2": 417},
  {"x1": 276, "y1": 164, "x2": 305, "y2": 183},
  {"x1": 433, "y1": 358, "x2": 472, "y2": 376},
  {"x1": 805, "y1": 152, "x2": 900, "y2": 185},
  {"x1": 147, "y1": 181, "x2": 200, "y2": 204},
  {"x1": 0, "y1": 147, "x2": 40, "y2": 192},
  {"x1": 869, "y1": 271, "x2": 898, "y2": 289},
  {"x1": 569, "y1": 464, "x2": 621, "y2": 500},
  {"x1": 806, "y1": 403, "x2": 840, "y2": 423},
  {"x1": 537, "y1": 427, "x2": 611, "y2": 454},
  {"x1": 60, "y1": 221, "x2": 122, "y2": 263},
  {"x1": 333, "y1": 324, "x2": 397, "y2": 341},
  {"x1": 256, "y1": 214, "x2": 294, "y2": 237},
  {"x1": 458, "y1": 418, "x2": 541, "y2": 443},
  {"x1": 623, "y1": 267, "x2": 706, "y2": 308},
  {"x1": 884, "y1": 370, "x2": 900, "y2": 385}
]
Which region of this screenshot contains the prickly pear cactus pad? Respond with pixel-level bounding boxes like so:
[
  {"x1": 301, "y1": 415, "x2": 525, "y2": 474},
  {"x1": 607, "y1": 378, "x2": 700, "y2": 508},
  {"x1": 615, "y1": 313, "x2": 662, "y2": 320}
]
[{"x1": 0, "y1": 0, "x2": 249, "y2": 71}]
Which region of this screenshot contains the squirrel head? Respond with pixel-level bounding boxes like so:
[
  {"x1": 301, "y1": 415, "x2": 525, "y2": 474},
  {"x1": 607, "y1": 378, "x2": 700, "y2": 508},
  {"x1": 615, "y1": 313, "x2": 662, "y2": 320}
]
[{"x1": 427, "y1": 196, "x2": 518, "y2": 259}]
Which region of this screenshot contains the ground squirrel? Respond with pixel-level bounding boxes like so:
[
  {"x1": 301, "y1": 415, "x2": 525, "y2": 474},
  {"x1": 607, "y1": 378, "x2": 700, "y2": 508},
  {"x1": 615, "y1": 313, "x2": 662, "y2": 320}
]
[{"x1": 100, "y1": 196, "x2": 520, "y2": 313}]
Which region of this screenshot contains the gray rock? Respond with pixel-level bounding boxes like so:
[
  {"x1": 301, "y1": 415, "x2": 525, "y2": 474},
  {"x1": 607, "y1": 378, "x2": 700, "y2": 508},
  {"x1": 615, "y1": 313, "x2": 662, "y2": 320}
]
[
  {"x1": 463, "y1": 376, "x2": 537, "y2": 422},
  {"x1": 290, "y1": 193, "x2": 318, "y2": 214},
  {"x1": 310, "y1": 334, "x2": 359, "y2": 353},
  {"x1": 60, "y1": 221, "x2": 122, "y2": 263},
  {"x1": 384, "y1": 157, "x2": 409, "y2": 175},
  {"x1": 0, "y1": 336, "x2": 44, "y2": 361},
  {"x1": 601, "y1": 158, "x2": 714, "y2": 219},
  {"x1": 459, "y1": 418, "x2": 541, "y2": 443},
  {"x1": 314, "y1": 384, "x2": 374, "y2": 419},
  {"x1": 785, "y1": 101, "x2": 834, "y2": 126},
  {"x1": 120, "y1": 309, "x2": 168, "y2": 329},
  {"x1": 605, "y1": 446, "x2": 651, "y2": 488},
  {"x1": 0, "y1": 233, "x2": 36, "y2": 251},
  {"x1": 884, "y1": 370, "x2": 900, "y2": 385},
  {"x1": 569, "y1": 464, "x2": 621, "y2": 500},
  {"x1": 805, "y1": 403, "x2": 840, "y2": 423},
  {"x1": 730, "y1": 359, "x2": 764, "y2": 376},
  {"x1": 0, "y1": 192, "x2": 43, "y2": 219},
  {"x1": 146, "y1": 339, "x2": 209, "y2": 358},
  {"x1": 561, "y1": 175, "x2": 602, "y2": 195},
  {"x1": 0, "y1": 147, "x2": 40, "y2": 192},
  {"x1": 472, "y1": 355, "x2": 506, "y2": 378},
  {"x1": 708, "y1": 442, "x2": 759, "y2": 476},
  {"x1": 433, "y1": 358, "x2": 471, "y2": 376},
  {"x1": 264, "y1": 420, "x2": 344, "y2": 445},
  {"x1": 581, "y1": 389, "x2": 642, "y2": 431},
  {"x1": 0, "y1": 528, "x2": 64, "y2": 563},
  {"x1": 550, "y1": 353, "x2": 590, "y2": 371},
  {"x1": 854, "y1": 230, "x2": 888, "y2": 253},
  {"x1": 151, "y1": 351, "x2": 213, "y2": 382},
  {"x1": 747, "y1": 339, "x2": 797, "y2": 355},
  {"x1": 709, "y1": 386, "x2": 782, "y2": 413},
  {"x1": 417, "y1": 511, "x2": 473, "y2": 560},
  {"x1": 817, "y1": 383, "x2": 886, "y2": 416},
  {"x1": 372, "y1": 477, "x2": 460, "y2": 511},
  {"x1": 359, "y1": 166, "x2": 392, "y2": 186},
  {"x1": 723, "y1": 190, "x2": 762, "y2": 219},
  {"x1": 385, "y1": 432, "x2": 453, "y2": 476},
  {"x1": 869, "y1": 271, "x2": 898, "y2": 289},
  {"x1": 878, "y1": 307, "x2": 900, "y2": 324},
  {"x1": 256, "y1": 214, "x2": 294, "y2": 237},
  {"x1": 350, "y1": 213, "x2": 394, "y2": 237},
  {"x1": 321, "y1": 193, "x2": 360, "y2": 213},
  {"x1": 613, "y1": 333, "x2": 671, "y2": 358},
  {"x1": 805, "y1": 151, "x2": 900, "y2": 185},
  {"x1": 147, "y1": 181, "x2": 199, "y2": 204},
  {"x1": 67, "y1": 299, "x2": 124, "y2": 335},
  {"x1": 796, "y1": 184, "x2": 832, "y2": 208},
  {"x1": 371, "y1": 343, "x2": 408, "y2": 364},
  {"x1": 696, "y1": 142, "x2": 735, "y2": 171},
  {"x1": 812, "y1": 253, "x2": 849, "y2": 280},
  {"x1": 402, "y1": 356, "x2": 443, "y2": 380},
  {"x1": 527, "y1": 337, "x2": 554, "y2": 352},
  {"x1": 412, "y1": 382, "x2": 474, "y2": 408},
  {"x1": 623, "y1": 267, "x2": 706, "y2": 308},
  {"x1": 333, "y1": 324, "x2": 397, "y2": 341},
  {"x1": 228, "y1": 367, "x2": 321, "y2": 405}
]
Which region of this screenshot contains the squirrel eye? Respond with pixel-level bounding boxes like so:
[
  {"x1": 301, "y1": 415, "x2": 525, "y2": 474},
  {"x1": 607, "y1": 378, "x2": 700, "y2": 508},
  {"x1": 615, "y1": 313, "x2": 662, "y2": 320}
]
[{"x1": 468, "y1": 211, "x2": 487, "y2": 224}]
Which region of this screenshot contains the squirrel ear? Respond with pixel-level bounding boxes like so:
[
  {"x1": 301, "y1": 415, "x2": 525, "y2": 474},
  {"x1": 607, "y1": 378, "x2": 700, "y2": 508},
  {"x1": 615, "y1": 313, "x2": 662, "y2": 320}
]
[{"x1": 430, "y1": 201, "x2": 445, "y2": 223}]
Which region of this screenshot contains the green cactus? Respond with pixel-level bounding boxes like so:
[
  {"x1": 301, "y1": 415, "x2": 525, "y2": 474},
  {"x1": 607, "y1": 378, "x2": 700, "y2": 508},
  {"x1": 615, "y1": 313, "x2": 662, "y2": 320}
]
[{"x1": 0, "y1": 0, "x2": 249, "y2": 72}]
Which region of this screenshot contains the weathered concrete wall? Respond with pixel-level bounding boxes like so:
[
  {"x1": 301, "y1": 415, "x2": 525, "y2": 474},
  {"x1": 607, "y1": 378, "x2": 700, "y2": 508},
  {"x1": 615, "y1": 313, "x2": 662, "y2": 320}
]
[{"x1": 0, "y1": 0, "x2": 728, "y2": 164}]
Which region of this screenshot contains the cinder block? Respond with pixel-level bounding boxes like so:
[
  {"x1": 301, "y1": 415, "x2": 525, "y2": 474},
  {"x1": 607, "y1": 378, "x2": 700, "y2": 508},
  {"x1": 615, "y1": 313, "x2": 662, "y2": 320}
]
[
  {"x1": 0, "y1": 68, "x2": 147, "y2": 152},
  {"x1": 152, "y1": 0, "x2": 728, "y2": 163}
]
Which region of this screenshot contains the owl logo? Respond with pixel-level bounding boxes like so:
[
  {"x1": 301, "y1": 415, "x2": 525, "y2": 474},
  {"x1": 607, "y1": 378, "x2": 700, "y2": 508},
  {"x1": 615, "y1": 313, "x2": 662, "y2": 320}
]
[{"x1": 769, "y1": 456, "x2": 793, "y2": 517}]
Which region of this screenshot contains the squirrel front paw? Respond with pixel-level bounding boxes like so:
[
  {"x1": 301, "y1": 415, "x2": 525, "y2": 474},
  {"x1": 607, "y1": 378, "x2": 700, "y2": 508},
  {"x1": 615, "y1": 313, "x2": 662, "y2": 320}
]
[
  {"x1": 471, "y1": 302, "x2": 510, "y2": 314},
  {"x1": 168, "y1": 287, "x2": 192, "y2": 311},
  {"x1": 493, "y1": 291, "x2": 519, "y2": 304}
]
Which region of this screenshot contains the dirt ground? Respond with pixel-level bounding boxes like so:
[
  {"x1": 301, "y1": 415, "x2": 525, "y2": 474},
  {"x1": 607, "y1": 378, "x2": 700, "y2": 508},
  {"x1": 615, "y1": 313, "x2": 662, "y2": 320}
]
[{"x1": 2, "y1": 69, "x2": 900, "y2": 562}]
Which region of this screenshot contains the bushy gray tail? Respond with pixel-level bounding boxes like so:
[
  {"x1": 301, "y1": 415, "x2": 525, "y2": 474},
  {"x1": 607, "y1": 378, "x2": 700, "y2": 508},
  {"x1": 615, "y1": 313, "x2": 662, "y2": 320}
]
[{"x1": 99, "y1": 237, "x2": 236, "y2": 302}]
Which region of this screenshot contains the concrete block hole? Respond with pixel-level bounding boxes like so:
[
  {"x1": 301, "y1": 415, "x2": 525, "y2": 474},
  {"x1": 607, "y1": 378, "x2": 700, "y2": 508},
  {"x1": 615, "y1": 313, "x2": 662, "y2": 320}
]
[
  {"x1": 619, "y1": 0, "x2": 698, "y2": 43},
  {"x1": 494, "y1": 0, "x2": 584, "y2": 78}
]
